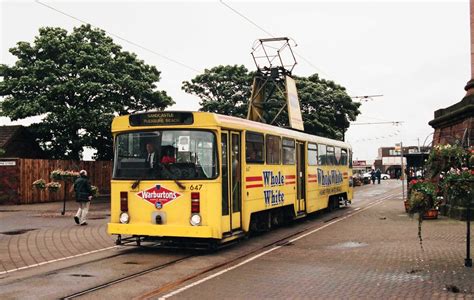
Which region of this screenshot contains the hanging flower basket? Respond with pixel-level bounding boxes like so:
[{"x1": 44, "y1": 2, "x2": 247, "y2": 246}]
[
  {"x1": 46, "y1": 182, "x2": 61, "y2": 192},
  {"x1": 50, "y1": 169, "x2": 80, "y2": 181},
  {"x1": 32, "y1": 179, "x2": 46, "y2": 190},
  {"x1": 91, "y1": 185, "x2": 99, "y2": 197},
  {"x1": 404, "y1": 200, "x2": 409, "y2": 213},
  {"x1": 423, "y1": 208, "x2": 439, "y2": 220},
  {"x1": 50, "y1": 169, "x2": 63, "y2": 181},
  {"x1": 62, "y1": 170, "x2": 80, "y2": 181}
]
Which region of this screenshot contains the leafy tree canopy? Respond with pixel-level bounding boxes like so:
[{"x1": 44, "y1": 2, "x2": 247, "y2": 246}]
[
  {"x1": 182, "y1": 65, "x2": 360, "y2": 140},
  {"x1": 0, "y1": 25, "x2": 173, "y2": 160},
  {"x1": 182, "y1": 65, "x2": 254, "y2": 118}
]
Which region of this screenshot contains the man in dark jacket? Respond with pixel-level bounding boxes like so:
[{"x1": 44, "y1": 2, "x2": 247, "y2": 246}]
[
  {"x1": 74, "y1": 170, "x2": 93, "y2": 225},
  {"x1": 375, "y1": 169, "x2": 382, "y2": 184}
]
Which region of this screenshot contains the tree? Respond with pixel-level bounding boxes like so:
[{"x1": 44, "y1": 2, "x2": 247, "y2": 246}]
[
  {"x1": 182, "y1": 65, "x2": 360, "y2": 140},
  {"x1": 182, "y1": 65, "x2": 253, "y2": 118},
  {"x1": 296, "y1": 74, "x2": 360, "y2": 140},
  {"x1": 0, "y1": 25, "x2": 173, "y2": 160}
]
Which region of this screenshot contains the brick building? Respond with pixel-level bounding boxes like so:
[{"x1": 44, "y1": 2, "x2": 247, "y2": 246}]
[
  {"x1": 0, "y1": 125, "x2": 45, "y2": 159},
  {"x1": 429, "y1": 96, "x2": 474, "y2": 146}
]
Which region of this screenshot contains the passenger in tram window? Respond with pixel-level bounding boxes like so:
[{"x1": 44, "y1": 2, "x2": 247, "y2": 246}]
[{"x1": 161, "y1": 146, "x2": 176, "y2": 164}]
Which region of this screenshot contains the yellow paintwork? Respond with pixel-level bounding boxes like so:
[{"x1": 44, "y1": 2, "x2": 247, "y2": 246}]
[{"x1": 107, "y1": 112, "x2": 353, "y2": 241}]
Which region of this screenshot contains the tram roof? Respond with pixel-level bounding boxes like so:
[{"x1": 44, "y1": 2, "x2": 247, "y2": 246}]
[{"x1": 112, "y1": 111, "x2": 351, "y2": 149}]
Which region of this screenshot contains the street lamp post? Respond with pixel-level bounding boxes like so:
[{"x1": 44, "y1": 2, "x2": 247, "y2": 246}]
[{"x1": 466, "y1": 191, "x2": 472, "y2": 267}]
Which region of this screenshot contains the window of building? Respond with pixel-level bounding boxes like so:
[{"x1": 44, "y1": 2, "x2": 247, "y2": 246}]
[
  {"x1": 282, "y1": 138, "x2": 295, "y2": 165},
  {"x1": 246, "y1": 132, "x2": 264, "y2": 163},
  {"x1": 308, "y1": 143, "x2": 318, "y2": 166},
  {"x1": 266, "y1": 135, "x2": 281, "y2": 164},
  {"x1": 389, "y1": 149, "x2": 401, "y2": 156}
]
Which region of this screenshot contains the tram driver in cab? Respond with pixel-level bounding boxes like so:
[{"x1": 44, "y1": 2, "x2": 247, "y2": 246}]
[{"x1": 145, "y1": 143, "x2": 157, "y2": 168}]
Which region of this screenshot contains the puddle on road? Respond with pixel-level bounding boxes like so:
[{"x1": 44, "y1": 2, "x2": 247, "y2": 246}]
[
  {"x1": 327, "y1": 241, "x2": 368, "y2": 250},
  {"x1": 70, "y1": 274, "x2": 94, "y2": 278},
  {"x1": 87, "y1": 216, "x2": 106, "y2": 220},
  {"x1": 1, "y1": 228, "x2": 37, "y2": 235}
]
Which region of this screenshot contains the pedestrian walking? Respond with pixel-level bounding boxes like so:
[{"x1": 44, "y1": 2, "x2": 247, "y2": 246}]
[
  {"x1": 376, "y1": 168, "x2": 381, "y2": 184},
  {"x1": 73, "y1": 170, "x2": 93, "y2": 226},
  {"x1": 370, "y1": 169, "x2": 376, "y2": 184}
]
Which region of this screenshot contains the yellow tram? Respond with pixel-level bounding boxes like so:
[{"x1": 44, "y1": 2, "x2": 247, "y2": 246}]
[{"x1": 108, "y1": 111, "x2": 353, "y2": 246}]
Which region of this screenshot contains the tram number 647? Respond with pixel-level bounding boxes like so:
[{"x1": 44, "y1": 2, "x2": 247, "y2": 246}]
[{"x1": 189, "y1": 184, "x2": 202, "y2": 191}]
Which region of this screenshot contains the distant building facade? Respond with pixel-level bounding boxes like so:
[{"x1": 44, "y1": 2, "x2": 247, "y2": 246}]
[
  {"x1": 352, "y1": 160, "x2": 374, "y2": 175},
  {"x1": 374, "y1": 146, "x2": 430, "y2": 178}
]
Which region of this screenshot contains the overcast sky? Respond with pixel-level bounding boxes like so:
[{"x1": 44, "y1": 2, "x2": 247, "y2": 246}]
[{"x1": 1, "y1": 0, "x2": 470, "y2": 160}]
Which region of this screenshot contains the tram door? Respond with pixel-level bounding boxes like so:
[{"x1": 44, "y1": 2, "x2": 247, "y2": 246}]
[
  {"x1": 296, "y1": 142, "x2": 306, "y2": 213},
  {"x1": 221, "y1": 131, "x2": 242, "y2": 234}
]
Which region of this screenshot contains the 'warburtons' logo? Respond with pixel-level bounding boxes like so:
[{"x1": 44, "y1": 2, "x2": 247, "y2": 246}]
[{"x1": 137, "y1": 185, "x2": 181, "y2": 209}]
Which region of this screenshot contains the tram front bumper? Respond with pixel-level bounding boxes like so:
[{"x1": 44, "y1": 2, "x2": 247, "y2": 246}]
[{"x1": 107, "y1": 223, "x2": 215, "y2": 239}]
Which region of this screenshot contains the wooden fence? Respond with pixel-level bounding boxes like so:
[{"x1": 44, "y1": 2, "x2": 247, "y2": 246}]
[{"x1": 0, "y1": 159, "x2": 112, "y2": 205}]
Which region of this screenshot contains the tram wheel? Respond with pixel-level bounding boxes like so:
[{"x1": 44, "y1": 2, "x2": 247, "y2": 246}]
[
  {"x1": 115, "y1": 235, "x2": 122, "y2": 245},
  {"x1": 136, "y1": 237, "x2": 141, "y2": 247}
]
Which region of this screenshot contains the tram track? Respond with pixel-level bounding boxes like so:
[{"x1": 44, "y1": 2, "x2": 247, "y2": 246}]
[
  {"x1": 61, "y1": 255, "x2": 195, "y2": 300},
  {"x1": 140, "y1": 187, "x2": 401, "y2": 300},
  {"x1": 62, "y1": 187, "x2": 401, "y2": 300}
]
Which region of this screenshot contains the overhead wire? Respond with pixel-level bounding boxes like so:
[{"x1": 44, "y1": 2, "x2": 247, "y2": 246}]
[
  {"x1": 348, "y1": 129, "x2": 401, "y2": 143},
  {"x1": 219, "y1": 0, "x2": 333, "y2": 79},
  {"x1": 35, "y1": 0, "x2": 201, "y2": 73},
  {"x1": 219, "y1": 0, "x2": 275, "y2": 38}
]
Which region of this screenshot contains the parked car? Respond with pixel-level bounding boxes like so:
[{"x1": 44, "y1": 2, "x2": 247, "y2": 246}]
[{"x1": 362, "y1": 172, "x2": 391, "y2": 180}]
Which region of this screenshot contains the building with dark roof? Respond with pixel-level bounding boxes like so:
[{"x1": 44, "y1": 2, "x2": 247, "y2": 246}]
[{"x1": 0, "y1": 125, "x2": 46, "y2": 158}]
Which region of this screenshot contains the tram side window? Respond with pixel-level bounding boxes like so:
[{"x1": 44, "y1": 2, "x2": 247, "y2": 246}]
[
  {"x1": 282, "y1": 138, "x2": 295, "y2": 165},
  {"x1": 246, "y1": 132, "x2": 264, "y2": 164},
  {"x1": 318, "y1": 144, "x2": 327, "y2": 165},
  {"x1": 326, "y1": 146, "x2": 335, "y2": 165},
  {"x1": 266, "y1": 135, "x2": 281, "y2": 164},
  {"x1": 335, "y1": 147, "x2": 341, "y2": 165},
  {"x1": 340, "y1": 148, "x2": 348, "y2": 166},
  {"x1": 308, "y1": 143, "x2": 318, "y2": 166},
  {"x1": 349, "y1": 149, "x2": 353, "y2": 168}
]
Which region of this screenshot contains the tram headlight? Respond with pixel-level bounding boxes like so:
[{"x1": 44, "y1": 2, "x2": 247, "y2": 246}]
[
  {"x1": 190, "y1": 214, "x2": 201, "y2": 226},
  {"x1": 119, "y1": 212, "x2": 130, "y2": 224}
]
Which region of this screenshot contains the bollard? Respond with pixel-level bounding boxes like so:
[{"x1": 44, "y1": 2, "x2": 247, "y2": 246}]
[{"x1": 466, "y1": 194, "x2": 472, "y2": 267}]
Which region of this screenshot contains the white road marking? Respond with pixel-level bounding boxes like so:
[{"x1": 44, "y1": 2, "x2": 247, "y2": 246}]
[
  {"x1": 159, "y1": 192, "x2": 397, "y2": 299},
  {"x1": 0, "y1": 246, "x2": 118, "y2": 275}
]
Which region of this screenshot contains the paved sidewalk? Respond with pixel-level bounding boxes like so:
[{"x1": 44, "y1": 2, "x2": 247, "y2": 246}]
[
  {"x1": 172, "y1": 182, "x2": 474, "y2": 299},
  {"x1": 0, "y1": 199, "x2": 114, "y2": 274}
]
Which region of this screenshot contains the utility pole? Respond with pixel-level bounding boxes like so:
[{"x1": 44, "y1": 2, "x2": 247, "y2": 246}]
[{"x1": 396, "y1": 142, "x2": 405, "y2": 201}]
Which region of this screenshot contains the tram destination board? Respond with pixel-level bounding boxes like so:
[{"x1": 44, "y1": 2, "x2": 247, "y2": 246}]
[{"x1": 129, "y1": 112, "x2": 194, "y2": 126}]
